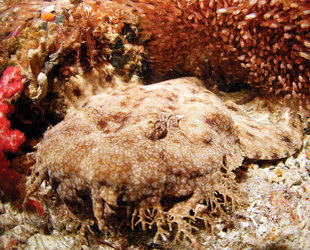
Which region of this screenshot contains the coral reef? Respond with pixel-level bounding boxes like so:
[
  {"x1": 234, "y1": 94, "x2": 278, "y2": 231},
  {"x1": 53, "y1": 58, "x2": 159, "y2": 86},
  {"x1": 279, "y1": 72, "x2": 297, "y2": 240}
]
[
  {"x1": 0, "y1": 0, "x2": 148, "y2": 118},
  {"x1": 0, "y1": 1, "x2": 309, "y2": 248},
  {"x1": 25, "y1": 77, "x2": 303, "y2": 247},
  {"x1": 0, "y1": 66, "x2": 25, "y2": 198},
  {"x1": 122, "y1": 0, "x2": 310, "y2": 106},
  {"x1": 26, "y1": 23, "x2": 59, "y2": 101},
  {"x1": 1, "y1": 0, "x2": 309, "y2": 114},
  {"x1": 0, "y1": 0, "x2": 72, "y2": 74},
  {"x1": 0, "y1": 0, "x2": 309, "y2": 115}
]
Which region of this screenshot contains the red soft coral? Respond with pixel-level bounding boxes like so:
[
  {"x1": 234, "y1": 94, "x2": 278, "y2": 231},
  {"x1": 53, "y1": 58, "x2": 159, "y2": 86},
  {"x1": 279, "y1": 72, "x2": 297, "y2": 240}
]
[
  {"x1": 0, "y1": 66, "x2": 24, "y2": 100},
  {"x1": 0, "y1": 66, "x2": 25, "y2": 198}
]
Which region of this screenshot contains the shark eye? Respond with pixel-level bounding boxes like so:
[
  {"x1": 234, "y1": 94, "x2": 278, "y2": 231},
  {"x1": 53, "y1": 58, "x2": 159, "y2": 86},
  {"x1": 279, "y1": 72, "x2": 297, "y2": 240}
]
[
  {"x1": 148, "y1": 120, "x2": 167, "y2": 140},
  {"x1": 154, "y1": 120, "x2": 164, "y2": 130}
]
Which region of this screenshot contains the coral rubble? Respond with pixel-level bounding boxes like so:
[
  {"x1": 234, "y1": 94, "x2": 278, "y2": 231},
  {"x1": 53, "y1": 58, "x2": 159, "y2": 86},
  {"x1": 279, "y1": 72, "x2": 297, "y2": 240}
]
[{"x1": 26, "y1": 77, "x2": 303, "y2": 247}]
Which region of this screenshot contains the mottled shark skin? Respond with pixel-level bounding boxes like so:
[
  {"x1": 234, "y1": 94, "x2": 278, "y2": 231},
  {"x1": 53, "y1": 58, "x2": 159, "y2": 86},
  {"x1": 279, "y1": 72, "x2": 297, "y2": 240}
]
[
  {"x1": 224, "y1": 100, "x2": 303, "y2": 160},
  {"x1": 26, "y1": 77, "x2": 303, "y2": 247}
]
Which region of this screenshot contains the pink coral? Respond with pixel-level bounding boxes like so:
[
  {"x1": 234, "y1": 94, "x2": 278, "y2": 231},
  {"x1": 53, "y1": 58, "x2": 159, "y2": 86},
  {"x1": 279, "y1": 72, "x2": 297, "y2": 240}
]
[
  {"x1": 0, "y1": 66, "x2": 24, "y2": 100},
  {"x1": 0, "y1": 66, "x2": 25, "y2": 198}
]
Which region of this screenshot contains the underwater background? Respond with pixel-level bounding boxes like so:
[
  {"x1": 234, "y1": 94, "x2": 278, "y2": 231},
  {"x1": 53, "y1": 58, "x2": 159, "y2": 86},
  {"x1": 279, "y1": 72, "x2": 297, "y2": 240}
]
[{"x1": 0, "y1": 0, "x2": 310, "y2": 249}]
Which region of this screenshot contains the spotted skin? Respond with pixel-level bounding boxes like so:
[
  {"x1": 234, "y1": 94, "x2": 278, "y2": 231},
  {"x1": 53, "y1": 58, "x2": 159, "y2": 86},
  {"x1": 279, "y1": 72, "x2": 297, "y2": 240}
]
[{"x1": 26, "y1": 77, "x2": 303, "y2": 247}]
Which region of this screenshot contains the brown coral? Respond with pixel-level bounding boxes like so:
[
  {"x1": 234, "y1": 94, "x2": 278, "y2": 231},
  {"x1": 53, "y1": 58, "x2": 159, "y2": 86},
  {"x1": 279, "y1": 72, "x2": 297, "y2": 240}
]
[{"x1": 25, "y1": 77, "x2": 303, "y2": 247}]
